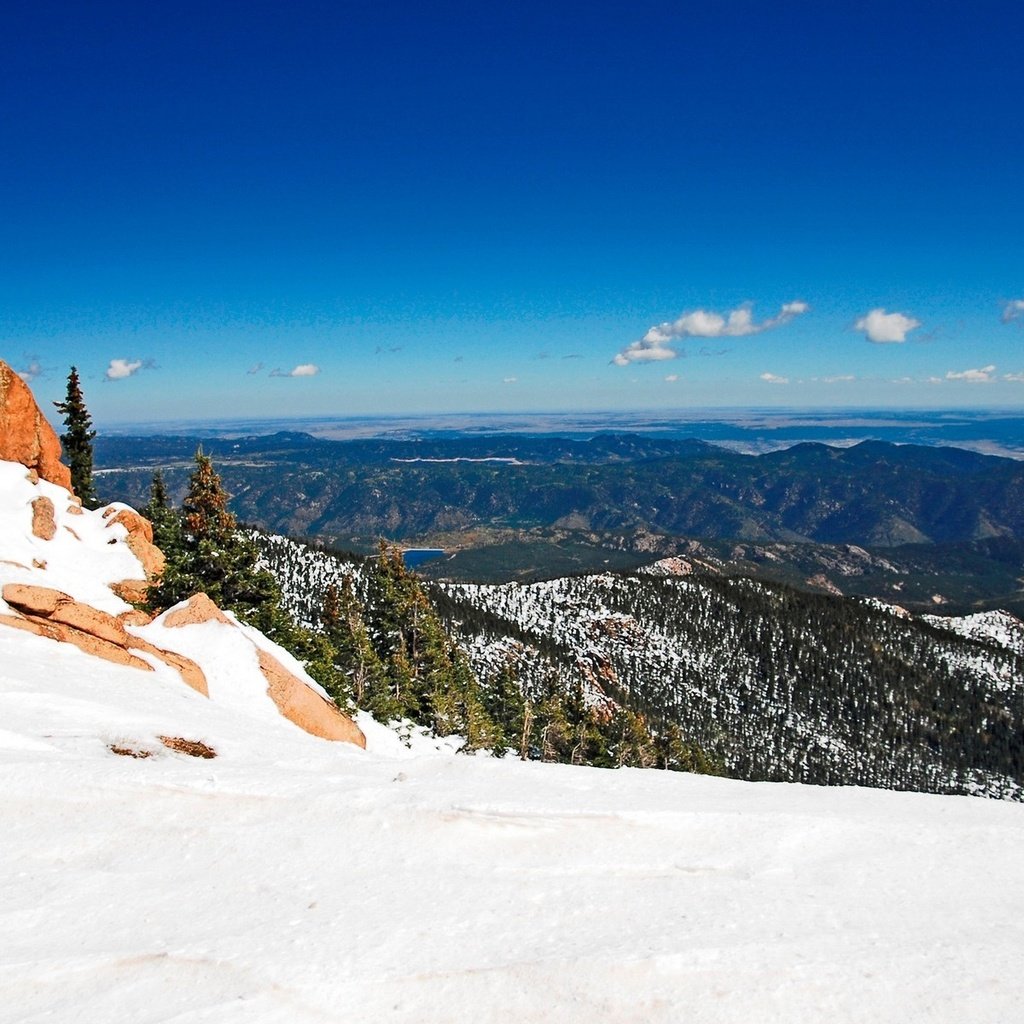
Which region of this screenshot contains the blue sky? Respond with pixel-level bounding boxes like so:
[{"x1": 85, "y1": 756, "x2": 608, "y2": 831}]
[{"x1": 3, "y1": 1, "x2": 1023, "y2": 423}]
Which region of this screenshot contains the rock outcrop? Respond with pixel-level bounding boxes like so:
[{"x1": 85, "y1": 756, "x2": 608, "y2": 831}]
[
  {"x1": 162, "y1": 594, "x2": 366, "y2": 747},
  {"x1": 0, "y1": 360, "x2": 72, "y2": 491},
  {"x1": 257, "y1": 647, "x2": 366, "y2": 747},
  {"x1": 2, "y1": 583, "x2": 209, "y2": 696},
  {"x1": 31, "y1": 497, "x2": 57, "y2": 540},
  {"x1": 102, "y1": 506, "x2": 165, "y2": 603},
  {"x1": 0, "y1": 367, "x2": 366, "y2": 749}
]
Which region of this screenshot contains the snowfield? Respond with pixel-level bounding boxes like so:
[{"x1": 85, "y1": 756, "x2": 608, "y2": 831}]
[
  {"x1": 2, "y1": 459, "x2": 1024, "y2": 1022},
  {"x1": 3, "y1": 623, "x2": 1024, "y2": 1023}
]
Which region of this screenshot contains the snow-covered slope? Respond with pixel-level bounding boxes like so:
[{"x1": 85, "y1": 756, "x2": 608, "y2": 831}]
[
  {"x1": 924, "y1": 609, "x2": 1024, "y2": 658},
  {"x1": 0, "y1": 460, "x2": 145, "y2": 615},
  {"x1": 3, "y1": 623, "x2": 1024, "y2": 1023},
  {"x1": 0, "y1": 460, "x2": 361, "y2": 744},
  {"x1": 4, "y1": 464, "x2": 1024, "y2": 1021}
]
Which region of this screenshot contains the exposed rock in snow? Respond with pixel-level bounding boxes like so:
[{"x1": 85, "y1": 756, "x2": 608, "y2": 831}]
[{"x1": 0, "y1": 456, "x2": 363, "y2": 746}]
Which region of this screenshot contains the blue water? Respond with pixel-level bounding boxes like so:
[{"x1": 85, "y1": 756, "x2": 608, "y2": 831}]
[{"x1": 402, "y1": 548, "x2": 445, "y2": 568}]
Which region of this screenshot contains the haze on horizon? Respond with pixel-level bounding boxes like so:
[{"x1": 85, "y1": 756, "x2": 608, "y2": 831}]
[{"x1": 3, "y1": 2, "x2": 1022, "y2": 424}]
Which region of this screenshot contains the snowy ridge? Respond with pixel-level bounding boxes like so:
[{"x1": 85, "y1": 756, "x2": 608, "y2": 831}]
[
  {"x1": 0, "y1": 461, "x2": 360, "y2": 743},
  {"x1": 924, "y1": 609, "x2": 1024, "y2": 660},
  {"x1": 0, "y1": 460, "x2": 145, "y2": 615},
  {"x1": 250, "y1": 531, "x2": 1024, "y2": 800},
  {"x1": 438, "y1": 572, "x2": 1024, "y2": 800}
]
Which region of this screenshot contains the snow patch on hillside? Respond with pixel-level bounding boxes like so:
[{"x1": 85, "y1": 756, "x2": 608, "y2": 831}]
[{"x1": 925, "y1": 609, "x2": 1024, "y2": 660}]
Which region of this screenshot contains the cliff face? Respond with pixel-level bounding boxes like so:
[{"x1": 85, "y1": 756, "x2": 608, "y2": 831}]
[
  {"x1": 0, "y1": 360, "x2": 365, "y2": 748},
  {"x1": 0, "y1": 360, "x2": 72, "y2": 491}
]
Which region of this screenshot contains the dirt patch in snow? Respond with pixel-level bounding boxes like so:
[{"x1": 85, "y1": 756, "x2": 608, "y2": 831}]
[{"x1": 159, "y1": 736, "x2": 217, "y2": 758}]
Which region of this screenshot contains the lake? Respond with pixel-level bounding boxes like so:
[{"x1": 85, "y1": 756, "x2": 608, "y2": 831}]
[{"x1": 402, "y1": 548, "x2": 446, "y2": 569}]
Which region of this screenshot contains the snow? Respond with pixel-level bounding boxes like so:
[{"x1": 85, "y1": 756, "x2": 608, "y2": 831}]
[
  {"x1": 3, "y1": 626, "x2": 1024, "y2": 1023},
  {"x1": 924, "y1": 609, "x2": 1024, "y2": 660},
  {"x1": 3, "y1": 461, "x2": 1024, "y2": 1021},
  {"x1": 0, "y1": 461, "x2": 141, "y2": 615}
]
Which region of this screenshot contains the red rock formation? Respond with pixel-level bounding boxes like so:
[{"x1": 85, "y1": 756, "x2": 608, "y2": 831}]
[
  {"x1": 103, "y1": 507, "x2": 165, "y2": 578},
  {"x1": 160, "y1": 592, "x2": 233, "y2": 628},
  {"x1": 163, "y1": 593, "x2": 366, "y2": 747},
  {"x1": 101, "y1": 507, "x2": 165, "y2": 603},
  {"x1": 0, "y1": 360, "x2": 72, "y2": 490},
  {"x1": 31, "y1": 497, "x2": 57, "y2": 540},
  {"x1": 257, "y1": 647, "x2": 367, "y2": 747},
  {"x1": 1, "y1": 583, "x2": 209, "y2": 696}
]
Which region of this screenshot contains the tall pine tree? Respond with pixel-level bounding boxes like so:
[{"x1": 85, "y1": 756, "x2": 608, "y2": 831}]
[
  {"x1": 147, "y1": 449, "x2": 278, "y2": 623},
  {"x1": 53, "y1": 366, "x2": 97, "y2": 507}
]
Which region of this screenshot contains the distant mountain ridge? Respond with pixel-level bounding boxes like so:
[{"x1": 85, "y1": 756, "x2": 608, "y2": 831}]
[{"x1": 96, "y1": 433, "x2": 1024, "y2": 552}]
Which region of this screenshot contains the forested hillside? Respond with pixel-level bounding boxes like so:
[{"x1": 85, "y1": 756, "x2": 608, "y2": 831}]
[
  {"x1": 254, "y1": 533, "x2": 1024, "y2": 800},
  {"x1": 97, "y1": 433, "x2": 1024, "y2": 549}
]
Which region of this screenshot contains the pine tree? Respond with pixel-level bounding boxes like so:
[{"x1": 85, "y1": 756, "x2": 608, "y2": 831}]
[
  {"x1": 320, "y1": 578, "x2": 388, "y2": 710},
  {"x1": 360, "y1": 540, "x2": 499, "y2": 743},
  {"x1": 147, "y1": 448, "x2": 279, "y2": 623},
  {"x1": 53, "y1": 366, "x2": 97, "y2": 507},
  {"x1": 142, "y1": 470, "x2": 182, "y2": 555}
]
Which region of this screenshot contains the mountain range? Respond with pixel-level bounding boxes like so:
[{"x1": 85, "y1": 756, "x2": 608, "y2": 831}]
[{"x1": 96, "y1": 429, "x2": 1024, "y2": 612}]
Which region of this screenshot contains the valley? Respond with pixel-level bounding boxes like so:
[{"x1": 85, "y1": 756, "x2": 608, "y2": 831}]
[{"x1": 95, "y1": 430, "x2": 1024, "y2": 615}]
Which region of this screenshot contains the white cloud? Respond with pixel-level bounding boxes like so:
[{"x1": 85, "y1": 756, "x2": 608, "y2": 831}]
[
  {"x1": 105, "y1": 358, "x2": 144, "y2": 380},
  {"x1": 946, "y1": 364, "x2": 996, "y2": 383},
  {"x1": 612, "y1": 341, "x2": 676, "y2": 365},
  {"x1": 1001, "y1": 299, "x2": 1024, "y2": 324},
  {"x1": 502, "y1": 376, "x2": 517, "y2": 384},
  {"x1": 760, "y1": 372, "x2": 789, "y2": 384},
  {"x1": 270, "y1": 364, "x2": 320, "y2": 378},
  {"x1": 16, "y1": 358, "x2": 44, "y2": 383},
  {"x1": 1003, "y1": 372, "x2": 1024, "y2": 382},
  {"x1": 822, "y1": 374, "x2": 856, "y2": 383},
  {"x1": 664, "y1": 374, "x2": 679, "y2": 382},
  {"x1": 854, "y1": 308, "x2": 921, "y2": 343},
  {"x1": 614, "y1": 300, "x2": 808, "y2": 365}
]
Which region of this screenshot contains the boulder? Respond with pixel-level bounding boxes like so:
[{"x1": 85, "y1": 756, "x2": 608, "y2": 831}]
[
  {"x1": 161, "y1": 592, "x2": 234, "y2": 628},
  {"x1": 102, "y1": 507, "x2": 165, "y2": 578},
  {"x1": 162, "y1": 593, "x2": 365, "y2": 746},
  {"x1": 110, "y1": 579, "x2": 151, "y2": 605},
  {"x1": 1, "y1": 583, "x2": 208, "y2": 696},
  {"x1": 31, "y1": 497, "x2": 57, "y2": 541},
  {"x1": 4, "y1": 582, "x2": 130, "y2": 646},
  {"x1": 257, "y1": 648, "x2": 366, "y2": 747},
  {"x1": 0, "y1": 360, "x2": 72, "y2": 490},
  {"x1": 0, "y1": 611, "x2": 155, "y2": 672},
  {"x1": 101, "y1": 507, "x2": 165, "y2": 603}
]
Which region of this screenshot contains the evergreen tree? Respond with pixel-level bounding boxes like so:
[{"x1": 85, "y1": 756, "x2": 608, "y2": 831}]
[
  {"x1": 142, "y1": 471, "x2": 182, "y2": 555},
  {"x1": 53, "y1": 366, "x2": 97, "y2": 507},
  {"x1": 147, "y1": 449, "x2": 278, "y2": 623},
  {"x1": 360, "y1": 540, "x2": 499, "y2": 743},
  {"x1": 320, "y1": 578, "x2": 388, "y2": 711}
]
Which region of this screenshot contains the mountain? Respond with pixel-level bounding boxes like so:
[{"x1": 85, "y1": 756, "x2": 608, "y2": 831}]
[
  {"x1": 256, "y1": 533, "x2": 1024, "y2": 801},
  {"x1": 95, "y1": 432, "x2": 1024, "y2": 548},
  {"x1": 4, "y1": 489, "x2": 1024, "y2": 1024},
  {"x1": 94, "y1": 430, "x2": 1024, "y2": 610}
]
